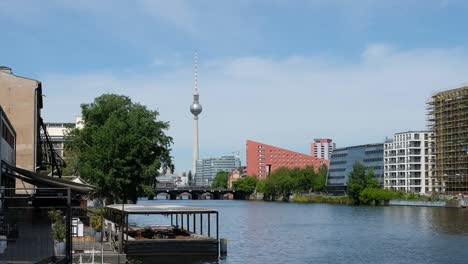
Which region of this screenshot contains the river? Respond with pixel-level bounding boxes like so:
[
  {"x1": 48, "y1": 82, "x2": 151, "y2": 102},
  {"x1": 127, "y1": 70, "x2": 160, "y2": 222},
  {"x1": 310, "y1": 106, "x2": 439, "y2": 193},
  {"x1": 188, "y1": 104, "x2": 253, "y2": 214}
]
[{"x1": 130, "y1": 199, "x2": 468, "y2": 264}]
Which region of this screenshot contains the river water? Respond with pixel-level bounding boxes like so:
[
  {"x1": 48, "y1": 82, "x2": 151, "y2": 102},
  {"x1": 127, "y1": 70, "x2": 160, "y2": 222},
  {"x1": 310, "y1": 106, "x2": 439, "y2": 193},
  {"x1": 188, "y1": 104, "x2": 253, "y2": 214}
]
[{"x1": 130, "y1": 199, "x2": 468, "y2": 264}]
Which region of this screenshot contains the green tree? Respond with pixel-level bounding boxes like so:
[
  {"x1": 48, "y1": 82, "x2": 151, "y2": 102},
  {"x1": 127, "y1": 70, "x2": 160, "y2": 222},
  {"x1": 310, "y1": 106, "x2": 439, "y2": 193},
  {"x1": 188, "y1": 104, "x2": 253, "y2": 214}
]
[
  {"x1": 347, "y1": 162, "x2": 379, "y2": 204},
  {"x1": 256, "y1": 178, "x2": 266, "y2": 193},
  {"x1": 313, "y1": 164, "x2": 328, "y2": 192},
  {"x1": 270, "y1": 167, "x2": 295, "y2": 201},
  {"x1": 187, "y1": 171, "x2": 193, "y2": 186},
  {"x1": 211, "y1": 171, "x2": 229, "y2": 189},
  {"x1": 66, "y1": 94, "x2": 174, "y2": 203},
  {"x1": 291, "y1": 167, "x2": 314, "y2": 192},
  {"x1": 232, "y1": 176, "x2": 258, "y2": 193}
]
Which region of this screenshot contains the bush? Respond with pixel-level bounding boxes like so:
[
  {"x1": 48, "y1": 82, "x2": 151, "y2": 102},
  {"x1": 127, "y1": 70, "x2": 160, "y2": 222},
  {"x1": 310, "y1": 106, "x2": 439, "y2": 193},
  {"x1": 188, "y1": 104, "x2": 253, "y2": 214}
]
[
  {"x1": 49, "y1": 209, "x2": 66, "y2": 242},
  {"x1": 53, "y1": 221, "x2": 66, "y2": 242},
  {"x1": 292, "y1": 195, "x2": 350, "y2": 204},
  {"x1": 359, "y1": 188, "x2": 399, "y2": 204},
  {"x1": 90, "y1": 214, "x2": 102, "y2": 231},
  {"x1": 48, "y1": 209, "x2": 63, "y2": 224}
]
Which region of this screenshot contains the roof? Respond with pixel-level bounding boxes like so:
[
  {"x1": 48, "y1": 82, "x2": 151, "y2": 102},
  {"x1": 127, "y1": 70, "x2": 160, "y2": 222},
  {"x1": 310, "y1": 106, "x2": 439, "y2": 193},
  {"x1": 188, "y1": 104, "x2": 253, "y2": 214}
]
[
  {"x1": 106, "y1": 204, "x2": 218, "y2": 214},
  {"x1": 0, "y1": 67, "x2": 42, "y2": 108},
  {"x1": 333, "y1": 143, "x2": 384, "y2": 152},
  {"x1": 2, "y1": 162, "x2": 94, "y2": 194}
]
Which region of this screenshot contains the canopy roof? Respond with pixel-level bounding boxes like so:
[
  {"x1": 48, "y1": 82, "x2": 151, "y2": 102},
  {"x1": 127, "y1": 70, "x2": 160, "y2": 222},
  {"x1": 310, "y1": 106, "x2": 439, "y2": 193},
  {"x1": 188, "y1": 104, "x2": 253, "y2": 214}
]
[{"x1": 2, "y1": 162, "x2": 94, "y2": 194}]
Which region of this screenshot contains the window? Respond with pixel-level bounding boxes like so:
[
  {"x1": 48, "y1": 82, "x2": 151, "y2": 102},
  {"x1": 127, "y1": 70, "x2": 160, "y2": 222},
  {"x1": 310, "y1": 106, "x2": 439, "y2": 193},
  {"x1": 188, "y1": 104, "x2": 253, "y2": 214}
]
[{"x1": 2, "y1": 122, "x2": 14, "y2": 148}]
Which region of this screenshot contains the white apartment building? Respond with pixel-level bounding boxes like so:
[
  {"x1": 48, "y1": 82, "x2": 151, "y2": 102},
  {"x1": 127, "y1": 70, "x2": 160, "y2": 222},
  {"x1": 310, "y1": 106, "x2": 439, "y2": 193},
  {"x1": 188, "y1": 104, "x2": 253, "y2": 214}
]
[
  {"x1": 44, "y1": 117, "x2": 82, "y2": 158},
  {"x1": 310, "y1": 138, "x2": 335, "y2": 160},
  {"x1": 384, "y1": 131, "x2": 433, "y2": 194}
]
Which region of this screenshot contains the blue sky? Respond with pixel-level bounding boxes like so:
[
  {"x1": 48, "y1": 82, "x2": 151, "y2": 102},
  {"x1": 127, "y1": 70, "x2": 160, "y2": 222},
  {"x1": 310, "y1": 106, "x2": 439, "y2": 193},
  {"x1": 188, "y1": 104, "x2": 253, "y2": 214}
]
[{"x1": 1, "y1": 0, "x2": 468, "y2": 173}]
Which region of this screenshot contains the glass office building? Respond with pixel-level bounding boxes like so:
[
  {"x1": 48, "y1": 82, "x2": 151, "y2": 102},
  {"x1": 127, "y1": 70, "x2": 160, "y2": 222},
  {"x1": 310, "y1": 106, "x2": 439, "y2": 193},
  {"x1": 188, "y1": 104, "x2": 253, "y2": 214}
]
[
  {"x1": 194, "y1": 156, "x2": 241, "y2": 186},
  {"x1": 326, "y1": 143, "x2": 384, "y2": 193}
]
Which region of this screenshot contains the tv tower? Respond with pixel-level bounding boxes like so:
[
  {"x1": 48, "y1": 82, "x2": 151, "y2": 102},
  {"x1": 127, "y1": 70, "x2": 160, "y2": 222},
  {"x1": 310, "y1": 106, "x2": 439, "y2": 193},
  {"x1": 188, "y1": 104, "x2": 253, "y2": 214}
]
[{"x1": 190, "y1": 52, "x2": 202, "y2": 175}]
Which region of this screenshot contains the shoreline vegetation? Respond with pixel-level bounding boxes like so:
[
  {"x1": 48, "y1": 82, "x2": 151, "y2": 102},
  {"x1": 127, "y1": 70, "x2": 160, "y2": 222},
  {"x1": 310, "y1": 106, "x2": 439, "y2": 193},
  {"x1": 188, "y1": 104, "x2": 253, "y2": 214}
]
[
  {"x1": 244, "y1": 162, "x2": 456, "y2": 206},
  {"x1": 290, "y1": 193, "x2": 452, "y2": 206},
  {"x1": 291, "y1": 195, "x2": 350, "y2": 204}
]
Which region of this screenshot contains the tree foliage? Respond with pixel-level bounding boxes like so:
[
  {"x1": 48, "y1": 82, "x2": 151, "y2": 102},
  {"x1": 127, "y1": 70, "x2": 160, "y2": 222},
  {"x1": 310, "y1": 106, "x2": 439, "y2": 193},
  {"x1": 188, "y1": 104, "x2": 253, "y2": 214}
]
[
  {"x1": 211, "y1": 171, "x2": 229, "y2": 189},
  {"x1": 66, "y1": 94, "x2": 174, "y2": 203},
  {"x1": 232, "y1": 176, "x2": 258, "y2": 193},
  {"x1": 347, "y1": 162, "x2": 380, "y2": 204},
  {"x1": 313, "y1": 164, "x2": 328, "y2": 191},
  {"x1": 257, "y1": 166, "x2": 327, "y2": 201},
  {"x1": 359, "y1": 188, "x2": 398, "y2": 204},
  {"x1": 188, "y1": 170, "x2": 193, "y2": 186}
]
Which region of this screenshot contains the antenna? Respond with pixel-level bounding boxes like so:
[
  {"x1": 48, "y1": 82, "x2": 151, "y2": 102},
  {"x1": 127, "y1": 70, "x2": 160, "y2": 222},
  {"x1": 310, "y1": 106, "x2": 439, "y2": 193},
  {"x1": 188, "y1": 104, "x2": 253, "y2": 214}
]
[{"x1": 194, "y1": 51, "x2": 199, "y2": 95}]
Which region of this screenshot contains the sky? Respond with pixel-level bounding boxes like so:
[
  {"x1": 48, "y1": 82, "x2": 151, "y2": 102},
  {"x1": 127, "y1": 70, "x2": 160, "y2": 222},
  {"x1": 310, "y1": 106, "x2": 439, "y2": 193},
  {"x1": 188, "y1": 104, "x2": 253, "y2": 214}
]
[{"x1": 1, "y1": 0, "x2": 468, "y2": 173}]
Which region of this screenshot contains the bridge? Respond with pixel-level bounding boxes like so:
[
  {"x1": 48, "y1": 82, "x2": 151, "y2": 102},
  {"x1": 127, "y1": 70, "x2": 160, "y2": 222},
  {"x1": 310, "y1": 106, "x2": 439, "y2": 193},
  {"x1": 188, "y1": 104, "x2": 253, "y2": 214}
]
[{"x1": 154, "y1": 186, "x2": 246, "y2": 200}]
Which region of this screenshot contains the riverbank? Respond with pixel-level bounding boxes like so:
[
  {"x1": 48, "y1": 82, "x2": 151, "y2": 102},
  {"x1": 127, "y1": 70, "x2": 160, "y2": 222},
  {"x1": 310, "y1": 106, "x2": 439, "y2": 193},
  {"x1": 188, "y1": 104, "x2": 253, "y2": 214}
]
[
  {"x1": 290, "y1": 194, "x2": 465, "y2": 208},
  {"x1": 291, "y1": 195, "x2": 350, "y2": 204}
]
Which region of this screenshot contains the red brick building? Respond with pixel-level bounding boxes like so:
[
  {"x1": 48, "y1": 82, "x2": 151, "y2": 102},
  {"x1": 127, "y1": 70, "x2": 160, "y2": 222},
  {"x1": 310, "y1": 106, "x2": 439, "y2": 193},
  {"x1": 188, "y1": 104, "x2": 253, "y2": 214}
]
[{"x1": 246, "y1": 140, "x2": 328, "y2": 179}]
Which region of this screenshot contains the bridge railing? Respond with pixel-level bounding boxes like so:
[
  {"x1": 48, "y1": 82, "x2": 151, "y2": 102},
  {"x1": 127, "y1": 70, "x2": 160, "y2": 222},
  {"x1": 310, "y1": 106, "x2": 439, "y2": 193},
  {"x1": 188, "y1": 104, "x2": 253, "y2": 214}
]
[{"x1": 155, "y1": 186, "x2": 234, "y2": 192}]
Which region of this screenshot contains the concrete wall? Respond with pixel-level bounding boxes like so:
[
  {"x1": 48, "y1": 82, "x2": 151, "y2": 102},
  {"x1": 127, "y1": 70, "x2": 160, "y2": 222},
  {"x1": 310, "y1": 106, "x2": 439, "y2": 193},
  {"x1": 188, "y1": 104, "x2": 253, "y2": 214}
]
[
  {"x1": 0, "y1": 69, "x2": 41, "y2": 193},
  {"x1": 388, "y1": 200, "x2": 446, "y2": 207}
]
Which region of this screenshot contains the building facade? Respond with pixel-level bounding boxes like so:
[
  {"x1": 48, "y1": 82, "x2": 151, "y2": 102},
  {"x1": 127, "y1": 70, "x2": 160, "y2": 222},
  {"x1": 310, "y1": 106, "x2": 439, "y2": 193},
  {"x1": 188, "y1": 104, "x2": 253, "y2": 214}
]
[
  {"x1": 44, "y1": 117, "x2": 82, "y2": 159},
  {"x1": 428, "y1": 86, "x2": 468, "y2": 194},
  {"x1": 45, "y1": 122, "x2": 74, "y2": 158},
  {"x1": 326, "y1": 143, "x2": 384, "y2": 192},
  {"x1": 227, "y1": 168, "x2": 242, "y2": 189},
  {"x1": 310, "y1": 138, "x2": 335, "y2": 160},
  {"x1": 0, "y1": 66, "x2": 43, "y2": 192},
  {"x1": 383, "y1": 131, "x2": 433, "y2": 194},
  {"x1": 246, "y1": 140, "x2": 326, "y2": 179},
  {"x1": 0, "y1": 107, "x2": 16, "y2": 194},
  {"x1": 195, "y1": 156, "x2": 241, "y2": 186}
]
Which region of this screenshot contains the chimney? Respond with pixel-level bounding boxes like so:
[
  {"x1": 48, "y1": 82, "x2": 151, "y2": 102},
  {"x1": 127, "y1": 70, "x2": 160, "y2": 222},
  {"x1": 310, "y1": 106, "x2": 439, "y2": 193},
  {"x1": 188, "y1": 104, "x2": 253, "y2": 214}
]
[{"x1": 0, "y1": 66, "x2": 12, "y2": 74}]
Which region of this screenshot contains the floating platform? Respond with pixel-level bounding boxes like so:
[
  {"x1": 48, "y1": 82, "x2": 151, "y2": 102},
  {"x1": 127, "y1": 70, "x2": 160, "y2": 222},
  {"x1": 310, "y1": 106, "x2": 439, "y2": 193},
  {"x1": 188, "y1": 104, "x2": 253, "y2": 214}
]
[{"x1": 104, "y1": 204, "x2": 220, "y2": 259}]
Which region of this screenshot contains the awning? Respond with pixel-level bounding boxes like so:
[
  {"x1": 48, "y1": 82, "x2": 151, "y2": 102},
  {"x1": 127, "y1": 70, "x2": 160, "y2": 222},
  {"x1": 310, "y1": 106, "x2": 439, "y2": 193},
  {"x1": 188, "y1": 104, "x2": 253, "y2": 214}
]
[{"x1": 1, "y1": 162, "x2": 94, "y2": 194}]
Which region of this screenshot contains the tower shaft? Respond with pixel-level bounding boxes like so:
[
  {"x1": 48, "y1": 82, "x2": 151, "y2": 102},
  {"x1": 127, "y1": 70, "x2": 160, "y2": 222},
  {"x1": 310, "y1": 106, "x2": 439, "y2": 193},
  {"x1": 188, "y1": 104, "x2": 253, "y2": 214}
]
[{"x1": 193, "y1": 116, "x2": 199, "y2": 174}]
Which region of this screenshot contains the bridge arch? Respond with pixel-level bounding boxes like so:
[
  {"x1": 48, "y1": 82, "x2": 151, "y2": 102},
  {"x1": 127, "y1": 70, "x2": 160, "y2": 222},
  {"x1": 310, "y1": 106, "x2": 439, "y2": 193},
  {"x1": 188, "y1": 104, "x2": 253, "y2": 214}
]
[
  {"x1": 200, "y1": 192, "x2": 213, "y2": 200},
  {"x1": 223, "y1": 192, "x2": 234, "y2": 200},
  {"x1": 155, "y1": 192, "x2": 170, "y2": 200},
  {"x1": 178, "y1": 192, "x2": 193, "y2": 200}
]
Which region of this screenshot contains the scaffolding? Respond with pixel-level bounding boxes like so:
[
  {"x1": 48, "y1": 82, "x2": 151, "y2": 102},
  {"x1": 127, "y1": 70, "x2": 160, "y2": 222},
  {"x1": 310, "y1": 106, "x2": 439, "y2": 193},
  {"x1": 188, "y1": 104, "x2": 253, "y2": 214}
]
[{"x1": 427, "y1": 86, "x2": 468, "y2": 194}]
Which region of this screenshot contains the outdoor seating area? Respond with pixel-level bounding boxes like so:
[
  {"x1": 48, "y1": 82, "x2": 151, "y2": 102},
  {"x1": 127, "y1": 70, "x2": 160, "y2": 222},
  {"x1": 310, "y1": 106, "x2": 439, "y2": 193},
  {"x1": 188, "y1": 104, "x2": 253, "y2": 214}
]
[{"x1": 104, "y1": 204, "x2": 220, "y2": 257}]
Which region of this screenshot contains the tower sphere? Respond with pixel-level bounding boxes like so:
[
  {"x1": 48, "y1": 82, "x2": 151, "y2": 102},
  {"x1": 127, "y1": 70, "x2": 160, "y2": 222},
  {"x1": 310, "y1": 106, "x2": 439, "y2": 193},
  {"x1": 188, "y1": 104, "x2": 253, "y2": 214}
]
[{"x1": 190, "y1": 103, "x2": 202, "y2": 116}]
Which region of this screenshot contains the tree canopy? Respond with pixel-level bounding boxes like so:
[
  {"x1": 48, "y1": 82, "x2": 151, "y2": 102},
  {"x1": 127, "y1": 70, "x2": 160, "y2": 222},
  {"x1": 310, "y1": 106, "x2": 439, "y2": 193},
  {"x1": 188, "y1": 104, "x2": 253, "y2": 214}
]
[
  {"x1": 211, "y1": 171, "x2": 229, "y2": 189},
  {"x1": 257, "y1": 166, "x2": 327, "y2": 201},
  {"x1": 66, "y1": 94, "x2": 174, "y2": 203},
  {"x1": 347, "y1": 162, "x2": 379, "y2": 204},
  {"x1": 232, "y1": 176, "x2": 258, "y2": 193}
]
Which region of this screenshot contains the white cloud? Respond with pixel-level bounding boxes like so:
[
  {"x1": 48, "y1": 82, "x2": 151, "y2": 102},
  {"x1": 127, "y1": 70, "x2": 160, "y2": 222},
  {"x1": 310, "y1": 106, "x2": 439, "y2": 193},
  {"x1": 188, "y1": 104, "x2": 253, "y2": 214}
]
[{"x1": 40, "y1": 44, "x2": 468, "y2": 172}]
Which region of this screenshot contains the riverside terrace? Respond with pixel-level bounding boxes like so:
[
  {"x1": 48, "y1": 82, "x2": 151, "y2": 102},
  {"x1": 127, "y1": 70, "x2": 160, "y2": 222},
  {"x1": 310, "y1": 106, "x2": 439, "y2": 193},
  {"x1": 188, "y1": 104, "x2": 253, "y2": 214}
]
[{"x1": 103, "y1": 204, "x2": 221, "y2": 261}]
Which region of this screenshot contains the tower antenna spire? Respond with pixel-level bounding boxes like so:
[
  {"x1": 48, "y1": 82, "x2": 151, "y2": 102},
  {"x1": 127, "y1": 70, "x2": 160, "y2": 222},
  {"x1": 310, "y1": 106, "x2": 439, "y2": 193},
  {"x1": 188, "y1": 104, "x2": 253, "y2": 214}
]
[{"x1": 194, "y1": 51, "x2": 199, "y2": 95}]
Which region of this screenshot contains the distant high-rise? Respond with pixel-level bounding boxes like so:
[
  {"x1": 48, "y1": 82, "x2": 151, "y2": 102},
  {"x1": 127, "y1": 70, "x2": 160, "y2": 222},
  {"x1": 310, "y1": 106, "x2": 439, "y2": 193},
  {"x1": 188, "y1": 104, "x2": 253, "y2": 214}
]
[
  {"x1": 311, "y1": 138, "x2": 335, "y2": 160},
  {"x1": 190, "y1": 53, "x2": 202, "y2": 174}
]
